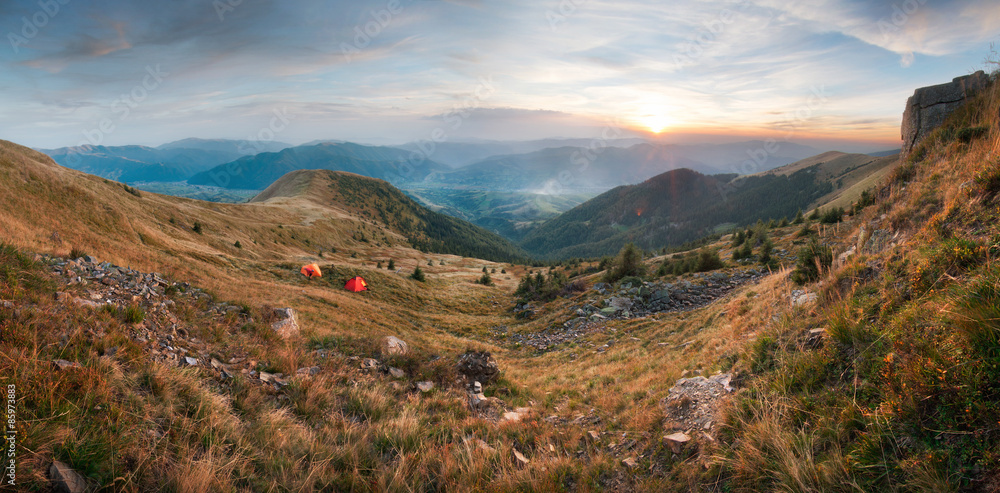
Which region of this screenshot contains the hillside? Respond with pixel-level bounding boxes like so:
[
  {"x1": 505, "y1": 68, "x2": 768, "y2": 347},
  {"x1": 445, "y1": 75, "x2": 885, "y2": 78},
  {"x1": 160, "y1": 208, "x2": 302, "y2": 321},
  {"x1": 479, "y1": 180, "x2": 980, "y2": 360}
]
[
  {"x1": 157, "y1": 137, "x2": 292, "y2": 155},
  {"x1": 518, "y1": 166, "x2": 823, "y2": 259},
  {"x1": 187, "y1": 142, "x2": 449, "y2": 189},
  {"x1": 250, "y1": 170, "x2": 529, "y2": 262}
]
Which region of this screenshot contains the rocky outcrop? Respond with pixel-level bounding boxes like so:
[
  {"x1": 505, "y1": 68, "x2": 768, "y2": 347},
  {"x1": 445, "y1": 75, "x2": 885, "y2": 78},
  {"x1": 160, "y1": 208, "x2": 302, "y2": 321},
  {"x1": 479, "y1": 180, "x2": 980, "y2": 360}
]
[
  {"x1": 902, "y1": 70, "x2": 990, "y2": 156},
  {"x1": 456, "y1": 351, "x2": 500, "y2": 384}
]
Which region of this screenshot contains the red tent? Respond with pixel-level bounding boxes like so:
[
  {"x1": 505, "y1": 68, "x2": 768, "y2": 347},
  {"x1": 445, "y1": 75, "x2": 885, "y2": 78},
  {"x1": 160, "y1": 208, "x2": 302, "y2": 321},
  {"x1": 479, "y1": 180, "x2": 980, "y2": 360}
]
[
  {"x1": 301, "y1": 263, "x2": 322, "y2": 278},
  {"x1": 344, "y1": 276, "x2": 368, "y2": 292}
]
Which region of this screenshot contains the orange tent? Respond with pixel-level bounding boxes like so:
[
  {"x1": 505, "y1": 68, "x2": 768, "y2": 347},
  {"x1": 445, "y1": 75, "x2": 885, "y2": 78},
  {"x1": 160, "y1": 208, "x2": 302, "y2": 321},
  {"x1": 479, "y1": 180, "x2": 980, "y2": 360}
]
[
  {"x1": 300, "y1": 263, "x2": 322, "y2": 278},
  {"x1": 344, "y1": 276, "x2": 368, "y2": 292}
]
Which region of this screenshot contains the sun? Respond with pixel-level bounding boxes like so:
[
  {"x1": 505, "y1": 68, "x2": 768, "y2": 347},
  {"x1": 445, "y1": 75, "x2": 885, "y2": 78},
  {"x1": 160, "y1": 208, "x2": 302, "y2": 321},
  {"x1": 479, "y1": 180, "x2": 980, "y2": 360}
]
[{"x1": 638, "y1": 113, "x2": 674, "y2": 134}]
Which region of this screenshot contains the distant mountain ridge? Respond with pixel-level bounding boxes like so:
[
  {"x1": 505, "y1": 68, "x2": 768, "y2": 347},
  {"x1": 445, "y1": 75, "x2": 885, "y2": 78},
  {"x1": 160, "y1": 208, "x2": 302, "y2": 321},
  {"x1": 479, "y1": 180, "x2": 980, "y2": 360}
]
[
  {"x1": 41, "y1": 144, "x2": 242, "y2": 183},
  {"x1": 188, "y1": 142, "x2": 449, "y2": 189},
  {"x1": 518, "y1": 150, "x2": 898, "y2": 259}
]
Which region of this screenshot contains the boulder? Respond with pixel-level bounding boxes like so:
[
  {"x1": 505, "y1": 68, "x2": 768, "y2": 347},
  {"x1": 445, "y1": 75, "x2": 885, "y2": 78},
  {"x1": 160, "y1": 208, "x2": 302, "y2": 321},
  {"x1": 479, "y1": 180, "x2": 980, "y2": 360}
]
[
  {"x1": 380, "y1": 336, "x2": 409, "y2": 356},
  {"x1": 663, "y1": 432, "x2": 691, "y2": 454},
  {"x1": 49, "y1": 461, "x2": 87, "y2": 493},
  {"x1": 902, "y1": 71, "x2": 989, "y2": 156},
  {"x1": 271, "y1": 308, "x2": 299, "y2": 339},
  {"x1": 415, "y1": 381, "x2": 435, "y2": 393},
  {"x1": 456, "y1": 351, "x2": 500, "y2": 384}
]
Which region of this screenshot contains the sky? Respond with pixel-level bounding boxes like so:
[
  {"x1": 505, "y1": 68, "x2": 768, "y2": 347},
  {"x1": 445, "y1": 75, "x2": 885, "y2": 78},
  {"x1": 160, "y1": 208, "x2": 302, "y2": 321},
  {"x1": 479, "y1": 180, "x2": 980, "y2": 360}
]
[{"x1": 0, "y1": 0, "x2": 997, "y2": 151}]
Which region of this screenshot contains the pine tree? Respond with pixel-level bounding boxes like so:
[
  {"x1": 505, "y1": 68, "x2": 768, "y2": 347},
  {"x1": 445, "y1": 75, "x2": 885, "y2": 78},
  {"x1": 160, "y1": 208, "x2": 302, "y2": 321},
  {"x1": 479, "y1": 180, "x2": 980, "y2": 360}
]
[
  {"x1": 387, "y1": 259, "x2": 396, "y2": 270},
  {"x1": 410, "y1": 266, "x2": 426, "y2": 282}
]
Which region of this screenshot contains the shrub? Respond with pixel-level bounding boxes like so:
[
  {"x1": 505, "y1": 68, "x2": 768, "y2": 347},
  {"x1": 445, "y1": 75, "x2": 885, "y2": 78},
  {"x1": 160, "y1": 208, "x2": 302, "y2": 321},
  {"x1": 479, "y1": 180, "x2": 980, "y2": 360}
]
[
  {"x1": 477, "y1": 272, "x2": 493, "y2": 286},
  {"x1": 69, "y1": 247, "x2": 87, "y2": 260},
  {"x1": 695, "y1": 248, "x2": 724, "y2": 272},
  {"x1": 619, "y1": 276, "x2": 644, "y2": 288},
  {"x1": 192, "y1": 222, "x2": 203, "y2": 234},
  {"x1": 819, "y1": 207, "x2": 845, "y2": 224},
  {"x1": 792, "y1": 240, "x2": 833, "y2": 285},
  {"x1": 759, "y1": 239, "x2": 774, "y2": 266},
  {"x1": 733, "y1": 242, "x2": 753, "y2": 261},
  {"x1": 793, "y1": 209, "x2": 804, "y2": 224},
  {"x1": 234, "y1": 241, "x2": 242, "y2": 249},
  {"x1": 500, "y1": 268, "x2": 506, "y2": 274},
  {"x1": 376, "y1": 261, "x2": 383, "y2": 269},
  {"x1": 603, "y1": 243, "x2": 646, "y2": 284},
  {"x1": 410, "y1": 266, "x2": 426, "y2": 282},
  {"x1": 387, "y1": 259, "x2": 395, "y2": 270}
]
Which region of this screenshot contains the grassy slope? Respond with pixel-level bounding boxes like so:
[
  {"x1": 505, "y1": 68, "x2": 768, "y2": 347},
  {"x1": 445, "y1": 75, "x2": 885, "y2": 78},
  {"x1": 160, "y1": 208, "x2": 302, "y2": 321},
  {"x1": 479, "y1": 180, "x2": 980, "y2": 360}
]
[{"x1": 5, "y1": 72, "x2": 998, "y2": 492}]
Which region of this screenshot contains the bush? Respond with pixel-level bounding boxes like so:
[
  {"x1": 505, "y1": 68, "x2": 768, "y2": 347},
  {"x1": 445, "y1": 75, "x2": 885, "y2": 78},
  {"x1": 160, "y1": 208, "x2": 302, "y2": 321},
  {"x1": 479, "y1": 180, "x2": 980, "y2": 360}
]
[
  {"x1": 376, "y1": 261, "x2": 383, "y2": 269},
  {"x1": 733, "y1": 242, "x2": 753, "y2": 261},
  {"x1": 759, "y1": 239, "x2": 774, "y2": 266},
  {"x1": 792, "y1": 240, "x2": 833, "y2": 285},
  {"x1": 387, "y1": 259, "x2": 395, "y2": 270},
  {"x1": 234, "y1": 241, "x2": 242, "y2": 249},
  {"x1": 409, "y1": 266, "x2": 426, "y2": 282},
  {"x1": 192, "y1": 222, "x2": 203, "y2": 234},
  {"x1": 69, "y1": 247, "x2": 87, "y2": 260},
  {"x1": 819, "y1": 207, "x2": 845, "y2": 224},
  {"x1": 619, "y1": 276, "x2": 644, "y2": 288},
  {"x1": 695, "y1": 248, "x2": 724, "y2": 272},
  {"x1": 793, "y1": 209, "x2": 804, "y2": 224},
  {"x1": 477, "y1": 272, "x2": 493, "y2": 286},
  {"x1": 603, "y1": 243, "x2": 646, "y2": 284}
]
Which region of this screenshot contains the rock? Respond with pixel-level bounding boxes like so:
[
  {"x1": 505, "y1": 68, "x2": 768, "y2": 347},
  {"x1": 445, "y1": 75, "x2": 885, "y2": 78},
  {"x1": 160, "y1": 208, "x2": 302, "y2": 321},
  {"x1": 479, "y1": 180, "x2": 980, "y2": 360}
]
[
  {"x1": 415, "y1": 381, "x2": 435, "y2": 393},
  {"x1": 792, "y1": 291, "x2": 818, "y2": 306},
  {"x1": 360, "y1": 358, "x2": 380, "y2": 370},
  {"x1": 181, "y1": 357, "x2": 199, "y2": 367},
  {"x1": 622, "y1": 457, "x2": 639, "y2": 469},
  {"x1": 259, "y1": 371, "x2": 277, "y2": 384},
  {"x1": 471, "y1": 381, "x2": 483, "y2": 394},
  {"x1": 502, "y1": 407, "x2": 532, "y2": 422},
  {"x1": 708, "y1": 373, "x2": 734, "y2": 392},
  {"x1": 52, "y1": 359, "x2": 82, "y2": 371},
  {"x1": 663, "y1": 432, "x2": 691, "y2": 454},
  {"x1": 469, "y1": 393, "x2": 490, "y2": 409},
  {"x1": 100, "y1": 277, "x2": 117, "y2": 286},
  {"x1": 49, "y1": 461, "x2": 87, "y2": 493},
  {"x1": 456, "y1": 351, "x2": 500, "y2": 384},
  {"x1": 380, "y1": 336, "x2": 409, "y2": 356},
  {"x1": 0, "y1": 300, "x2": 12, "y2": 309},
  {"x1": 388, "y1": 367, "x2": 406, "y2": 378},
  {"x1": 72, "y1": 298, "x2": 103, "y2": 309},
  {"x1": 586, "y1": 430, "x2": 601, "y2": 442},
  {"x1": 512, "y1": 448, "x2": 530, "y2": 467},
  {"x1": 82, "y1": 255, "x2": 99, "y2": 265},
  {"x1": 54, "y1": 291, "x2": 74, "y2": 302},
  {"x1": 296, "y1": 366, "x2": 321, "y2": 377},
  {"x1": 271, "y1": 308, "x2": 299, "y2": 338},
  {"x1": 599, "y1": 307, "x2": 618, "y2": 316},
  {"x1": 463, "y1": 436, "x2": 495, "y2": 453},
  {"x1": 902, "y1": 71, "x2": 989, "y2": 156}
]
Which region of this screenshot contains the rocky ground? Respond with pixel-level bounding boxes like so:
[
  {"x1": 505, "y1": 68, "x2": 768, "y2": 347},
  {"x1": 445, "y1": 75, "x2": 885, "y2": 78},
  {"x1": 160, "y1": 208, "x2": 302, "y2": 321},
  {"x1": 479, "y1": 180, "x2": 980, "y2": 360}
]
[{"x1": 505, "y1": 269, "x2": 766, "y2": 353}]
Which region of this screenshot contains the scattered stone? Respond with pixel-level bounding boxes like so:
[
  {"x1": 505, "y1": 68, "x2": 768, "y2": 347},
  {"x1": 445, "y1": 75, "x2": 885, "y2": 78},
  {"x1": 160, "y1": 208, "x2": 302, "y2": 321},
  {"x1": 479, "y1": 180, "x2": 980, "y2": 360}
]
[
  {"x1": 296, "y1": 366, "x2": 321, "y2": 377},
  {"x1": 587, "y1": 430, "x2": 600, "y2": 442},
  {"x1": 456, "y1": 351, "x2": 500, "y2": 384},
  {"x1": 502, "y1": 407, "x2": 532, "y2": 422},
  {"x1": 360, "y1": 358, "x2": 379, "y2": 370},
  {"x1": 512, "y1": 448, "x2": 530, "y2": 467},
  {"x1": 0, "y1": 300, "x2": 12, "y2": 309},
  {"x1": 415, "y1": 381, "x2": 435, "y2": 393},
  {"x1": 663, "y1": 432, "x2": 691, "y2": 454},
  {"x1": 380, "y1": 336, "x2": 409, "y2": 356},
  {"x1": 271, "y1": 308, "x2": 299, "y2": 339},
  {"x1": 622, "y1": 457, "x2": 639, "y2": 469},
  {"x1": 49, "y1": 461, "x2": 87, "y2": 493},
  {"x1": 52, "y1": 359, "x2": 82, "y2": 371},
  {"x1": 388, "y1": 367, "x2": 406, "y2": 378},
  {"x1": 54, "y1": 291, "x2": 73, "y2": 302},
  {"x1": 181, "y1": 357, "x2": 199, "y2": 367}
]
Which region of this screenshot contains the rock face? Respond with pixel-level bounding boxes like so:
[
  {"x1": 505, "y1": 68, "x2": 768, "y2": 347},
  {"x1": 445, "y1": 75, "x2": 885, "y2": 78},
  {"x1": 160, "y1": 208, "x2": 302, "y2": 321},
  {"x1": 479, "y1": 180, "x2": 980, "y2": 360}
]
[{"x1": 902, "y1": 71, "x2": 989, "y2": 156}]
